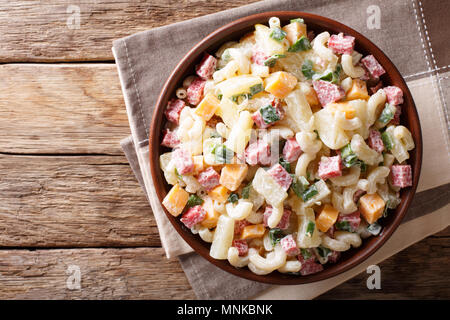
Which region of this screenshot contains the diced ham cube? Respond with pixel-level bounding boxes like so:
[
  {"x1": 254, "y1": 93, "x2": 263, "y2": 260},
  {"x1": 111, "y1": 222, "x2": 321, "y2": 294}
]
[
  {"x1": 389, "y1": 105, "x2": 402, "y2": 125},
  {"x1": 197, "y1": 167, "x2": 220, "y2": 191},
  {"x1": 361, "y1": 55, "x2": 386, "y2": 78},
  {"x1": 368, "y1": 129, "x2": 385, "y2": 153},
  {"x1": 187, "y1": 77, "x2": 206, "y2": 105},
  {"x1": 282, "y1": 137, "x2": 302, "y2": 162},
  {"x1": 161, "y1": 129, "x2": 180, "y2": 148},
  {"x1": 164, "y1": 99, "x2": 186, "y2": 124},
  {"x1": 172, "y1": 148, "x2": 194, "y2": 175},
  {"x1": 390, "y1": 165, "x2": 413, "y2": 188},
  {"x1": 328, "y1": 251, "x2": 341, "y2": 263},
  {"x1": 336, "y1": 211, "x2": 361, "y2": 232},
  {"x1": 327, "y1": 33, "x2": 355, "y2": 55},
  {"x1": 232, "y1": 239, "x2": 249, "y2": 256},
  {"x1": 245, "y1": 139, "x2": 271, "y2": 166},
  {"x1": 252, "y1": 99, "x2": 284, "y2": 129},
  {"x1": 280, "y1": 234, "x2": 299, "y2": 256},
  {"x1": 312, "y1": 80, "x2": 345, "y2": 107},
  {"x1": 318, "y1": 155, "x2": 343, "y2": 180},
  {"x1": 267, "y1": 164, "x2": 293, "y2": 191},
  {"x1": 180, "y1": 205, "x2": 206, "y2": 229},
  {"x1": 263, "y1": 206, "x2": 292, "y2": 230},
  {"x1": 297, "y1": 255, "x2": 324, "y2": 276},
  {"x1": 251, "y1": 50, "x2": 269, "y2": 66},
  {"x1": 195, "y1": 53, "x2": 217, "y2": 80},
  {"x1": 369, "y1": 81, "x2": 383, "y2": 95},
  {"x1": 383, "y1": 86, "x2": 403, "y2": 105},
  {"x1": 234, "y1": 220, "x2": 251, "y2": 235},
  {"x1": 353, "y1": 189, "x2": 366, "y2": 203}
]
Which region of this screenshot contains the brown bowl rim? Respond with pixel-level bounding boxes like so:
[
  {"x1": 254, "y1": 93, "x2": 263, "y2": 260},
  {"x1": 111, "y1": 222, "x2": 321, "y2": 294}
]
[{"x1": 149, "y1": 11, "x2": 423, "y2": 285}]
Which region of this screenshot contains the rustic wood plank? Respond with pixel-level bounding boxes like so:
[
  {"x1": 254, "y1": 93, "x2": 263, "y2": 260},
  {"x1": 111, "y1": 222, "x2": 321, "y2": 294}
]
[
  {"x1": 0, "y1": 0, "x2": 259, "y2": 62},
  {"x1": 0, "y1": 154, "x2": 160, "y2": 247},
  {"x1": 0, "y1": 64, "x2": 129, "y2": 155}
]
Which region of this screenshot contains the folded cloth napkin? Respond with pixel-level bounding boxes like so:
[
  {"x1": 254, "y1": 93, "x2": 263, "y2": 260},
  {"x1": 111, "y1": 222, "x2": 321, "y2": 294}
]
[{"x1": 113, "y1": 0, "x2": 450, "y2": 299}]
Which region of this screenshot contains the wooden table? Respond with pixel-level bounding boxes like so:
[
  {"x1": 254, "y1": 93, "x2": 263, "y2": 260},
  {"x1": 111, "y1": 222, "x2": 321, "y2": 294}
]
[{"x1": 0, "y1": 0, "x2": 448, "y2": 300}]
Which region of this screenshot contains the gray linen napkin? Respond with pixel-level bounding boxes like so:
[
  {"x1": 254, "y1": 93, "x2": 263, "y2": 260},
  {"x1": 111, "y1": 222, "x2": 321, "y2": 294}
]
[{"x1": 114, "y1": 0, "x2": 450, "y2": 299}]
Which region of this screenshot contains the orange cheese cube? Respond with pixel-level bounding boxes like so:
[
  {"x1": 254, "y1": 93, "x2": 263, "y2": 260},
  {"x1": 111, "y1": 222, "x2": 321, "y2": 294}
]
[
  {"x1": 282, "y1": 21, "x2": 307, "y2": 44},
  {"x1": 194, "y1": 93, "x2": 221, "y2": 121},
  {"x1": 346, "y1": 79, "x2": 369, "y2": 101},
  {"x1": 359, "y1": 193, "x2": 386, "y2": 224},
  {"x1": 264, "y1": 71, "x2": 298, "y2": 99},
  {"x1": 162, "y1": 184, "x2": 189, "y2": 217},
  {"x1": 328, "y1": 102, "x2": 356, "y2": 119},
  {"x1": 219, "y1": 164, "x2": 248, "y2": 192},
  {"x1": 208, "y1": 185, "x2": 230, "y2": 203},
  {"x1": 241, "y1": 224, "x2": 265, "y2": 240},
  {"x1": 201, "y1": 198, "x2": 220, "y2": 229},
  {"x1": 316, "y1": 204, "x2": 340, "y2": 232},
  {"x1": 193, "y1": 155, "x2": 204, "y2": 175}
]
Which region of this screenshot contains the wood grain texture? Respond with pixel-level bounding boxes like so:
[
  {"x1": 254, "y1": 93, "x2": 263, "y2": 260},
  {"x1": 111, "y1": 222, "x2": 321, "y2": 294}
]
[
  {"x1": 0, "y1": 64, "x2": 128, "y2": 155},
  {"x1": 0, "y1": 154, "x2": 160, "y2": 247},
  {"x1": 0, "y1": 0, "x2": 259, "y2": 62}
]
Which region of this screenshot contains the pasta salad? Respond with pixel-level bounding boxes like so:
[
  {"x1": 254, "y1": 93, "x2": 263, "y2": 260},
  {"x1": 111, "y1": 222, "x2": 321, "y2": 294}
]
[{"x1": 160, "y1": 17, "x2": 415, "y2": 276}]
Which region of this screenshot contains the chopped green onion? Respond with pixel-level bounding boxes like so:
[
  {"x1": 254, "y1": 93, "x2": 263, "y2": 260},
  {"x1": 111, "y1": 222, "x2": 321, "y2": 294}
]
[
  {"x1": 269, "y1": 27, "x2": 287, "y2": 42},
  {"x1": 316, "y1": 246, "x2": 331, "y2": 259},
  {"x1": 213, "y1": 144, "x2": 234, "y2": 164},
  {"x1": 210, "y1": 131, "x2": 221, "y2": 138},
  {"x1": 305, "y1": 221, "x2": 315, "y2": 237},
  {"x1": 269, "y1": 228, "x2": 284, "y2": 246},
  {"x1": 186, "y1": 194, "x2": 204, "y2": 208},
  {"x1": 227, "y1": 193, "x2": 239, "y2": 203},
  {"x1": 367, "y1": 222, "x2": 382, "y2": 235},
  {"x1": 302, "y1": 184, "x2": 319, "y2": 202},
  {"x1": 217, "y1": 93, "x2": 223, "y2": 100},
  {"x1": 340, "y1": 143, "x2": 359, "y2": 168},
  {"x1": 279, "y1": 158, "x2": 291, "y2": 172},
  {"x1": 241, "y1": 182, "x2": 252, "y2": 199},
  {"x1": 378, "y1": 103, "x2": 396, "y2": 125},
  {"x1": 301, "y1": 59, "x2": 315, "y2": 79},
  {"x1": 264, "y1": 54, "x2": 286, "y2": 67},
  {"x1": 335, "y1": 220, "x2": 353, "y2": 232},
  {"x1": 381, "y1": 131, "x2": 394, "y2": 151},
  {"x1": 259, "y1": 104, "x2": 280, "y2": 124},
  {"x1": 288, "y1": 36, "x2": 311, "y2": 52},
  {"x1": 290, "y1": 18, "x2": 304, "y2": 24},
  {"x1": 174, "y1": 168, "x2": 183, "y2": 180},
  {"x1": 300, "y1": 248, "x2": 312, "y2": 260},
  {"x1": 221, "y1": 49, "x2": 231, "y2": 62},
  {"x1": 290, "y1": 175, "x2": 310, "y2": 198},
  {"x1": 249, "y1": 83, "x2": 263, "y2": 96}
]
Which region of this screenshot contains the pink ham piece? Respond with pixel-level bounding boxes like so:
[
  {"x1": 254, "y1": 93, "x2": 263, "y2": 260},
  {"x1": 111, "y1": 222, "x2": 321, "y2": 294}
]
[
  {"x1": 353, "y1": 189, "x2": 366, "y2": 203},
  {"x1": 251, "y1": 50, "x2": 269, "y2": 66},
  {"x1": 172, "y1": 148, "x2": 194, "y2": 175},
  {"x1": 312, "y1": 80, "x2": 345, "y2": 107},
  {"x1": 282, "y1": 137, "x2": 302, "y2": 162},
  {"x1": 368, "y1": 129, "x2": 385, "y2": 153},
  {"x1": 197, "y1": 167, "x2": 220, "y2": 191},
  {"x1": 234, "y1": 220, "x2": 251, "y2": 235},
  {"x1": 390, "y1": 165, "x2": 413, "y2": 188},
  {"x1": 369, "y1": 81, "x2": 383, "y2": 95},
  {"x1": 180, "y1": 205, "x2": 206, "y2": 229},
  {"x1": 328, "y1": 251, "x2": 341, "y2": 263},
  {"x1": 267, "y1": 164, "x2": 293, "y2": 191},
  {"x1": 232, "y1": 239, "x2": 249, "y2": 256},
  {"x1": 161, "y1": 129, "x2": 180, "y2": 148},
  {"x1": 327, "y1": 33, "x2": 355, "y2": 55},
  {"x1": 336, "y1": 211, "x2": 361, "y2": 232},
  {"x1": 245, "y1": 139, "x2": 271, "y2": 166},
  {"x1": 389, "y1": 105, "x2": 402, "y2": 125},
  {"x1": 186, "y1": 77, "x2": 206, "y2": 105},
  {"x1": 361, "y1": 55, "x2": 386, "y2": 78},
  {"x1": 164, "y1": 98, "x2": 186, "y2": 124},
  {"x1": 318, "y1": 155, "x2": 343, "y2": 180},
  {"x1": 263, "y1": 206, "x2": 292, "y2": 230},
  {"x1": 195, "y1": 53, "x2": 217, "y2": 80},
  {"x1": 280, "y1": 234, "x2": 299, "y2": 256},
  {"x1": 297, "y1": 254, "x2": 324, "y2": 276},
  {"x1": 383, "y1": 86, "x2": 404, "y2": 105}
]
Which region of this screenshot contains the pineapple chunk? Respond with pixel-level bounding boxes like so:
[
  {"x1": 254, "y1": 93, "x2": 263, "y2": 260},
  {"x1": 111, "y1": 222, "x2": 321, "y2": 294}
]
[
  {"x1": 219, "y1": 164, "x2": 248, "y2": 192},
  {"x1": 208, "y1": 185, "x2": 230, "y2": 203},
  {"x1": 162, "y1": 184, "x2": 189, "y2": 217},
  {"x1": 359, "y1": 193, "x2": 385, "y2": 224},
  {"x1": 240, "y1": 224, "x2": 265, "y2": 240},
  {"x1": 346, "y1": 79, "x2": 369, "y2": 100},
  {"x1": 194, "y1": 93, "x2": 221, "y2": 121},
  {"x1": 316, "y1": 204, "x2": 339, "y2": 232},
  {"x1": 216, "y1": 75, "x2": 263, "y2": 100},
  {"x1": 192, "y1": 155, "x2": 204, "y2": 174},
  {"x1": 299, "y1": 82, "x2": 320, "y2": 107},
  {"x1": 201, "y1": 197, "x2": 221, "y2": 229},
  {"x1": 224, "y1": 111, "x2": 253, "y2": 154},
  {"x1": 282, "y1": 21, "x2": 307, "y2": 44},
  {"x1": 327, "y1": 102, "x2": 356, "y2": 119},
  {"x1": 297, "y1": 208, "x2": 322, "y2": 248},
  {"x1": 254, "y1": 24, "x2": 285, "y2": 56},
  {"x1": 252, "y1": 168, "x2": 288, "y2": 207},
  {"x1": 210, "y1": 214, "x2": 235, "y2": 259},
  {"x1": 215, "y1": 97, "x2": 239, "y2": 128},
  {"x1": 284, "y1": 88, "x2": 313, "y2": 132},
  {"x1": 264, "y1": 71, "x2": 298, "y2": 98}
]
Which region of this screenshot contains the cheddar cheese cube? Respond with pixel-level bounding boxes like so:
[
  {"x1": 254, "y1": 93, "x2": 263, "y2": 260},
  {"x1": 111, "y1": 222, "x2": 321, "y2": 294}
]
[
  {"x1": 162, "y1": 184, "x2": 189, "y2": 217},
  {"x1": 316, "y1": 204, "x2": 339, "y2": 232},
  {"x1": 282, "y1": 21, "x2": 307, "y2": 44},
  {"x1": 201, "y1": 198, "x2": 220, "y2": 229},
  {"x1": 328, "y1": 102, "x2": 356, "y2": 119},
  {"x1": 346, "y1": 79, "x2": 369, "y2": 101},
  {"x1": 208, "y1": 185, "x2": 230, "y2": 203},
  {"x1": 194, "y1": 93, "x2": 221, "y2": 121},
  {"x1": 240, "y1": 224, "x2": 265, "y2": 240},
  {"x1": 359, "y1": 193, "x2": 385, "y2": 224},
  {"x1": 264, "y1": 71, "x2": 298, "y2": 99},
  {"x1": 219, "y1": 164, "x2": 248, "y2": 192}
]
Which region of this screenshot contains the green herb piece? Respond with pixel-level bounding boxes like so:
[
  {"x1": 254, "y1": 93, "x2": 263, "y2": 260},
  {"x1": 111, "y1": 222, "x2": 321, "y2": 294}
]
[
  {"x1": 264, "y1": 54, "x2": 286, "y2": 67},
  {"x1": 313, "y1": 129, "x2": 320, "y2": 139},
  {"x1": 221, "y1": 49, "x2": 231, "y2": 62},
  {"x1": 340, "y1": 144, "x2": 358, "y2": 168},
  {"x1": 249, "y1": 83, "x2": 263, "y2": 96},
  {"x1": 227, "y1": 193, "x2": 239, "y2": 203},
  {"x1": 290, "y1": 175, "x2": 310, "y2": 198},
  {"x1": 269, "y1": 27, "x2": 287, "y2": 42},
  {"x1": 259, "y1": 104, "x2": 280, "y2": 124},
  {"x1": 186, "y1": 194, "x2": 204, "y2": 208},
  {"x1": 381, "y1": 131, "x2": 394, "y2": 151},
  {"x1": 217, "y1": 93, "x2": 223, "y2": 100},
  {"x1": 378, "y1": 103, "x2": 396, "y2": 125},
  {"x1": 290, "y1": 18, "x2": 304, "y2": 23},
  {"x1": 210, "y1": 131, "x2": 221, "y2": 138},
  {"x1": 279, "y1": 158, "x2": 291, "y2": 172},
  {"x1": 241, "y1": 183, "x2": 252, "y2": 199},
  {"x1": 301, "y1": 59, "x2": 315, "y2": 79},
  {"x1": 367, "y1": 222, "x2": 382, "y2": 236},
  {"x1": 269, "y1": 228, "x2": 284, "y2": 246},
  {"x1": 305, "y1": 221, "x2": 315, "y2": 237},
  {"x1": 174, "y1": 168, "x2": 183, "y2": 180},
  {"x1": 288, "y1": 36, "x2": 311, "y2": 52},
  {"x1": 335, "y1": 220, "x2": 353, "y2": 232},
  {"x1": 302, "y1": 184, "x2": 318, "y2": 202},
  {"x1": 213, "y1": 144, "x2": 234, "y2": 164},
  {"x1": 316, "y1": 246, "x2": 331, "y2": 259},
  {"x1": 359, "y1": 161, "x2": 367, "y2": 173},
  {"x1": 300, "y1": 248, "x2": 312, "y2": 260}
]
